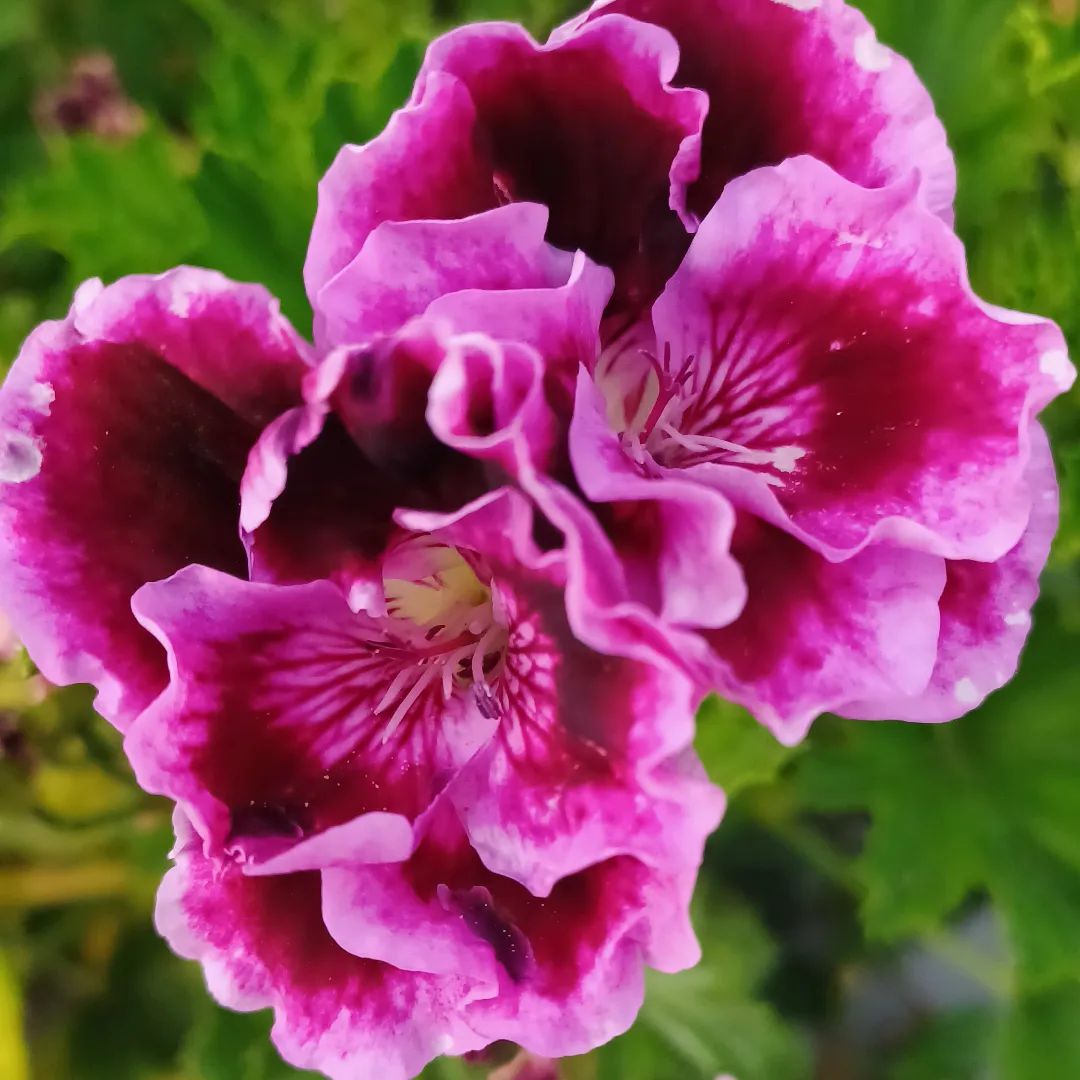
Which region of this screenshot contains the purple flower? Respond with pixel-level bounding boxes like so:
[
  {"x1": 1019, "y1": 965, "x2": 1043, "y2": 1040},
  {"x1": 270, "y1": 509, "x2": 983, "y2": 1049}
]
[
  {"x1": 307, "y1": 0, "x2": 953, "y2": 322},
  {"x1": 161, "y1": 803, "x2": 700, "y2": 1078},
  {"x1": 0, "y1": 270, "x2": 310, "y2": 728},
  {"x1": 555, "y1": 157, "x2": 1072, "y2": 742},
  {"x1": 126, "y1": 488, "x2": 720, "y2": 893},
  {"x1": 1, "y1": 0, "x2": 1072, "y2": 1074}
]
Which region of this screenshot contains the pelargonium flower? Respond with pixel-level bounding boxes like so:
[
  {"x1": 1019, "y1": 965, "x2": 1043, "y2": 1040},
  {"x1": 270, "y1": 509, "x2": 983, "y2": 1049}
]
[
  {"x1": 556, "y1": 0, "x2": 957, "y2": 222},
  {"x1": 0, "y1": 270, "x2": 310, "y2": 727},
  {"x1": 549, "y1": 157, "x2": 1073, "y2": 742},
  {"x1": 161, "y1": 801, "x2": 703, "y2": 1077},
  {"x1": 127, "y1": 487, "x2": 720, "y2": 892},
  {"x1": 307, "y1": 0, "x2": 953, "y2": 325}
]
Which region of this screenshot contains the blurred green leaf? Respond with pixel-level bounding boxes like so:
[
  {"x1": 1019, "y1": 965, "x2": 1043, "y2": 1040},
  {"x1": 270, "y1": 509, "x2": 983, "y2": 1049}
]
[
  {"x1": 799, "y1": 603, "x2": 1080, "y2": 989},
  {"x1": 190, "y1": 153, "x2": 312, "y2": 329},
  {"x1": 0, "y1": 950, "x2": 28, "y2": 1080},
  {"x1": 0, "y1": 0, "x2": 34, "y2": 49},
  {"x1": 999, "y1": 981, "x2": 1080, "y2": 1079},
  {"x1": 889, "y1": 1008, "x2": 996, "y2": 1080},
  {"x1": 592, "y1": 893, "x2": 809, "y2": 1080},
  {"x1": 1, "y1": 130, "x2": 205, "y2": 286},
  {"x1": 695, "y1": 696, "x2": 796, "y2": 799},
  {"x1": 184, "y1": 1004, "x2": 318, "y2": 1080}
]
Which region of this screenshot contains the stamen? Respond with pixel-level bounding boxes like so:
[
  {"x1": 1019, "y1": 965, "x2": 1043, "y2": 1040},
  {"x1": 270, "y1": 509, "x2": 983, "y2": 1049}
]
[
  {"x1": 369, "y1": 543, "x2": 511, "y2": 739},
  {"x1": 379, "y1": 662, "x2": 445, "y2": 743},
  {"x1": 660, "y1": 425, "x2": 805, "y2": 473}
]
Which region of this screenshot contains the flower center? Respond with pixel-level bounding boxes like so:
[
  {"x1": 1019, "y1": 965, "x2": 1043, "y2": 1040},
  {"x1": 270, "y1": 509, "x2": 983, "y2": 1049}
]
[
  {"x1": 369, "y1": 539, "x2": 508, "y2": 739},
  {"x1": 596, "y1": 339, "x2": 805, "y2": 485}
]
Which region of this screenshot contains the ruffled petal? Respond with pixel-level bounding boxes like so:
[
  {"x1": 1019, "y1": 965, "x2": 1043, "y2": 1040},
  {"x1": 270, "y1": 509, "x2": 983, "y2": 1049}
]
[
  {"x1": 700, "y1": 513, "x2": 946, "y2": 744},
  {"x1": 649, "y1": 157, "x2": 1072, "y2": 562},
  {"x1": 126, "y1": 567, "x2": 495, "y2": 872},
  {"x1": 307, "y1": 17, "x2": 706, "y2": 312},
  {"x1": 317, "y1": 204, "x2": 575, "y2": 348},
  {"x1": 557, "y1": 0, "x2": 956, "y2": 221},
  {"x1": 850, "y1": 424, "x2": 1060, "y2": 722},
  {"x1": 305, "y1": 72, "x2": 495, "y2": 307},
  {"x1": 398, "y1": 490, "x2": 723, "y2": 894},
  {"x1": 241, "y1": 325, "x2": 489, "y2": 594},
  {"x1": 568, "y1": 368, "x2": 746, "y2": 629},
  {"x1": 426, "y1": 334, "x2": 559, "y2": 480},
  {"x1": 0, "y1": 270, "x2": 307, "y2": 728},
  {"x1": 158, "y1": 814, "x2": 487, "y2": 1080},
  {"x1": 322, "y1": 805, "x2": 702, "y2": 1057}
]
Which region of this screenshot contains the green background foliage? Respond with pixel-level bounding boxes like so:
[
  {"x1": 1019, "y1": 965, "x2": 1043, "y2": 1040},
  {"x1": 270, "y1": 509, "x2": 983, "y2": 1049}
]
[{"x1": 0, "y1": 0, "x2": 1078, "y2": 1076}]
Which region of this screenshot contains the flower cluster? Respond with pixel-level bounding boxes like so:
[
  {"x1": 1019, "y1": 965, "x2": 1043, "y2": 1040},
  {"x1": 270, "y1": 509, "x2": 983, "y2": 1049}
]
[{"x1": 0, "y1": 1, "x2": 1072, "y2": 1077}]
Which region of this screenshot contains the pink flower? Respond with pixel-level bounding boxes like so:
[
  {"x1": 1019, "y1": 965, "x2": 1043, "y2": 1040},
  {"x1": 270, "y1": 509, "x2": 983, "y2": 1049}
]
[
  {"x1": 558, "y1": 157, "x2": 1072, "y2": 742},
  {"x1": 0, "y1": 209, "x2": 720, "y2": 1077},
  {"x1": 161, "y1": 804, "x2": 700, "y2": 1077},
  {"x1": 0, "y1": 270, "x2": 310, "y2": 728},
  {"x1": 307, "y1": 0, "x2": 953, "y2": 324},
  {"x1": 126, "y1": 488, "x2": 720, "y2": 893}
]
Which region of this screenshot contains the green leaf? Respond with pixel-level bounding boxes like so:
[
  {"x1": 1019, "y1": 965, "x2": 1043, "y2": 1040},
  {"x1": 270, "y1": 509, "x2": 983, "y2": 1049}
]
[
  {"x1": 798, "y1": 603, "x2": 1080, "y2": 988},
  {"x1": 190, "y1": 153, "x2": 312, "y2": 330},
  {"x1": 593, "y1": 892, "x2": 809, "y2": 1080},
  {"x1": 0, "y1": 0, "x2": 34, "y2": 49},
  {"x1": 999, "y1": 982, "x2": 1080, "y2": 1080},
  {"x1": 695, "y1": 696, "x2": 796, "y2": 799},
  {"x1": 0, "y1": 950, "x2": 28, "y2": 1080},
  {"x1": 0, "y1": 130, "x2": 206, "y2": 285},
  {"x1": 888, "y1": 1008, "x2": 996, "y2": 1080},
  {"x1": 184, "y1": 1004, "x2": 318, "y2": 1080}
]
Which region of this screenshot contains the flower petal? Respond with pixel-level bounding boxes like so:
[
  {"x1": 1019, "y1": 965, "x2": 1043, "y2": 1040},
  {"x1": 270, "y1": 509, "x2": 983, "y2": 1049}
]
[
  {"x1": 399, "y1": 490, "x2": 723, "y2": 894},
  {"x1": 557, "y1": 0, "x2": 956, "y2": 221},
  {"x1": 651, "y1": 157, "x2": 1072, "y2": 562},
  {"x1": 850, "y1": 424, "x2": 1060, "y2": 722},
  {"x1": 158, "y1": 814, "x2": 487, "y2": 1080},
  {"x1": 307, "y1": 17, "x2": 706, "y2": 312},
  {"x1": 126, "y1": 567, "x2": 495, "y2": 871},
  {"x1": 322, "y1": 805, "x2": 701, "y2": 1057},
  {"x1": 317, "y1": 203, "x2": 573, "y2": 348},
  {"x1": 241, "y1": 325, "x2": 489, "y2": 594},
  {"x1": 568, "y1": 368, "x2": 746, "y2": 629},
  {"x1": 0, "y1": 270, "x2": 307, "y2": 728},
  {"x1": 700, "y1": 513, "x2": 946, "y2": 744},
  {"x1": 306, "y1": 72, "x2": 495, "y2": 306}
]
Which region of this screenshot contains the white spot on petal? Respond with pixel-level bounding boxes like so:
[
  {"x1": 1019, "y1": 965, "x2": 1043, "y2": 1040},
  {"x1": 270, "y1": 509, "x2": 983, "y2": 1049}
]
[
  {"x1": 1039, "y1": 349, "x2": 1075, "y2": 389},
  {"x1": 27, "y1": 381, "x2": 54, "y2": 415},
  {"x1": 917, "y1": 297, "x2": 940, "y2": 317},
  {"x1": 837, "y1": 230, "x2": 885, "y2": 250},
  {"x1": 953, "y1": 678, "x2": 979, "y2": 705},
  {"x1": 770, "y1": 0, "x2": 822, "y2": 10},
  {"x1": 1004, "y1": 611, "x2": 1030, "y2": 627},
  {"x1": 0, "y1": 431, "x2": 42, "y2": 483},
  {"x1": 854, "y1": 30, "x2": 893, "y2": 72},
  {"x1": 435, "y1": 1035, "x2": 455, "y2": 1055}
]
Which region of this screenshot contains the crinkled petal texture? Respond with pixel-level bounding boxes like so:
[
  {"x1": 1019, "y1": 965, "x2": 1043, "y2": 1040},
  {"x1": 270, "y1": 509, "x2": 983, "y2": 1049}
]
[
  {"x1": 850, "y1": 424, "x2": 1060, "y2": 723},
  {"x1": 567, "y1": 370, "x2": 747, "y2": 631},
  {"x1": 158, "y1": 814, "x2": 487, "y2": 1080},
  {"x1": 306, "y1": 16, "x2": 706, "y2": 312},
  {"x1": 316, "y1": 203, "x2": 612, "y2": 359},
  {"x1": 0, "y1": 271, "x2": 307, "y2": 728},
  {"x1": 647, "y1": 157, "x2": 1071, "y2": 563},
  {"x1": 698, "y1": 514, "x2": 946, "y2": 744},
  {"x1": 558, "y1": 0, "x2": 956, "y2": 222},
  {"x1": 321, "y1": 804, "x2": 702, "y2": 1058},
  {"x1": 398, "y1": 491, "x2": 723, "y2": 895},
  {"x1": 125, "y1": 567, "x2": 494, "y2": 874},
  {"x1": 252, "y1": 209, "x2": 612, "y2": 595}
]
